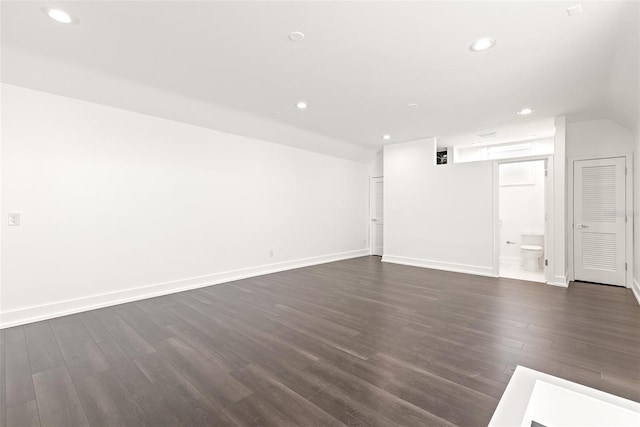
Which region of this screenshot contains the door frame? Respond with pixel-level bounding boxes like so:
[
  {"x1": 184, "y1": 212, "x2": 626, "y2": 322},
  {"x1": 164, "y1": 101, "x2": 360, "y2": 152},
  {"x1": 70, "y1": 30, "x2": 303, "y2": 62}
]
[
  {"x1": 568, "y1": 153, "x2": 634, "y2": 288},
  {"x1": 369, "y1": 176, "x2": 383, "y2": 255},
  {"x1": 492, "y1": 155, "x2": 553, "y2": 283}
]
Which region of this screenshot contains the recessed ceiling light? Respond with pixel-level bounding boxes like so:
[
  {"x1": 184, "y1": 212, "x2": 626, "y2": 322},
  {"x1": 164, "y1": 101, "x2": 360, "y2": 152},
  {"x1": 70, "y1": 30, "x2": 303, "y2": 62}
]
[
  {"x1": 289, "y1": 31, "x2": 305, "y2": 42},
  {"x1": 517, "y1": 108, "x2": 534, "y2": 115},
  {"x1": 407, "y1": 103, "x2": 418, "y2": 108},
  {"x1": 42, "y1": 8, "x2": 78, "y2": 24},
  {"x1": 469, "y1": 37, "x2": 496, "y2": 52},
  {"x1": 296, "y1": 101, "x2": 308, "y2": 110},
  {"x1": 567, "y1": 4, "x2": 583, "y2": 16},
  {"x1": 382, "y1": 135, "x2": 391, "y2": 140}
]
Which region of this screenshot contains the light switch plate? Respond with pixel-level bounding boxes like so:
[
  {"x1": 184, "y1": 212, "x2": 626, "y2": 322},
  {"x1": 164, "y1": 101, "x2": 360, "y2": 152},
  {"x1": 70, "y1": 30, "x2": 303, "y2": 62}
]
[{"x1": 8, "y1": 213, "x2": 20, "y2": 226}]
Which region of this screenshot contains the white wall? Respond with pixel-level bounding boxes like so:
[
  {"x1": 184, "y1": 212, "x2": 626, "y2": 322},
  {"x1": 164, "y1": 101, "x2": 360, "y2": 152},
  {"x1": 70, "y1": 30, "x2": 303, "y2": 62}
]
[
  {"x1": 634, "y1": 125, "x2": 640, "y2": 303},
  {"x1": 383, "y1": 138, "x2": 495, "y2": 276},
  {"x1": 499, "y1": 161, "x2": 546, "y2": 264},
  {"x1": 455, "y1": 137, "x2": 554, "y2": 164},
  {"x1": 552, "y1": 116, "x2": 567, "y2": 286},
  {"x1": 2, "y1": 46, "x2": 373, "y2": 164},
  {"x1": 567, "y1": 119, "x2": 635, "y2": 158},
  {"x1": 369, "y1": 148, "x2": 384, "y2": 177},
  {"x1": 0, "y1": 84, "x2": 370, "y2": 327},
  {"x1": 383, "y1": 133, "x2": 566, "y2": 284}
]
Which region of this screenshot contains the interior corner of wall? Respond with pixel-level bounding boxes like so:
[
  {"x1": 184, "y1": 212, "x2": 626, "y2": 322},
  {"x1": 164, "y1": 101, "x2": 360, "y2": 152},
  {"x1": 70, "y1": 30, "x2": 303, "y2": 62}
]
[{"x1": 631, "y1": 278, "x2": 640, "y2": 305}]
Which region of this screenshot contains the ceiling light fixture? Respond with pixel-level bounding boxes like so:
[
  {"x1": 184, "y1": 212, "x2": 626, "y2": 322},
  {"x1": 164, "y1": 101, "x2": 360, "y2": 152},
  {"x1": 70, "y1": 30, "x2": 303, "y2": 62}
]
[
  {"x1": 469, "y1": 37, "x2": 496, "y2": 52},
  {"x1": 296, "y1": 101, "x2": 308, "y2": 110},
  {"x1": 42, "y1": 8, "x2": 78, "y2": 24},
  {"x1": 567, "y1": 5, "x2": 583, "y2": 16},
  {"x1": 517, "y1": 108, "x2": 534, "y2": 115},
  {"x1": 382, "y1": 135, "x2": 391, "y2": 140},
  {"x1": 407, "y1": 103, "x2": 418, "y2": 108},
  {"x1": 289, "y1": 31, "x2": 305, "y2": 42}
]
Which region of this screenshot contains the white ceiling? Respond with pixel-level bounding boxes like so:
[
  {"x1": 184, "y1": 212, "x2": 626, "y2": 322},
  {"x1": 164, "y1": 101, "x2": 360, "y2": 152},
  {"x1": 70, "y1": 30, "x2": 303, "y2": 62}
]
[
  {"x1": 437, "y1": 117, "x2": 556, "y2": 148},
  {"x1": 2, "y1": 1, "x2": 638, "y2": 158}
]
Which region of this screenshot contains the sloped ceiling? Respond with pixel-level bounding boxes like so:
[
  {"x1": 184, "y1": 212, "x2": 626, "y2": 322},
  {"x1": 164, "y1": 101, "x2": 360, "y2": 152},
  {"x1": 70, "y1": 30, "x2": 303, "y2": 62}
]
[{"x1": 2, "y1": 1, "x2": 638, "y2": 159}]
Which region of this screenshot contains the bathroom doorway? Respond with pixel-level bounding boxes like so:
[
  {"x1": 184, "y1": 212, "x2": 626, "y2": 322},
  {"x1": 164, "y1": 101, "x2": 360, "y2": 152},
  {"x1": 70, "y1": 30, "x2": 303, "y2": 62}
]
[{"x1": 497, "y1": 159, "x2": 547, "y2": 282}]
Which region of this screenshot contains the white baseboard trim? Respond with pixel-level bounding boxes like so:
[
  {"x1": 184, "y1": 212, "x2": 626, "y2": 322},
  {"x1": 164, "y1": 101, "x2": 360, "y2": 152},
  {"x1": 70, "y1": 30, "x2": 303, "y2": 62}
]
[
  {"x1": 547, "y1": 275, "x2": 569, "y2": 288},
  {"x1": 381, "y1": 255, "x2": 495, "y2": 277},
  {"x1": 0, "y1": 249, "x2": 370, "y2": 329},
  {"x1": 632, "y1": 279, "x2": 640, "y2": 306}
]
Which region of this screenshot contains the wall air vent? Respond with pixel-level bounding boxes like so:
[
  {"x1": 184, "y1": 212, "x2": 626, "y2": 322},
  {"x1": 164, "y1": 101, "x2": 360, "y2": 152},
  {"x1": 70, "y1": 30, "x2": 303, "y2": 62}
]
[{"x1": 477, "y1": 131, "x2": 498, "y2": 138}]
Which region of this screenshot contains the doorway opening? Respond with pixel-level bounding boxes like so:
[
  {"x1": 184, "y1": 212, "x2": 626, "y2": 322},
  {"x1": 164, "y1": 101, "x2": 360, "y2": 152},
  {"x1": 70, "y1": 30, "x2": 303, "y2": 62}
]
[
  {"x1": 498, "y1": 160, "x2": 547, "y2": 282},
  {"x1": 370, "y1": 177, "x2": 383, "y2": 256}
]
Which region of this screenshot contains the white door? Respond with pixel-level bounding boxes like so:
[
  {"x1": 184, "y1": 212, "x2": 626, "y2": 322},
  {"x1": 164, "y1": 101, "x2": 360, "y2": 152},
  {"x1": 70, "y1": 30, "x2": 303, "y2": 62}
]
[
  {"x1": 574, "y1": 157, "x2": 626, "y2": 286},
  {"x1": 370, "y1": 177, "x2": 384, "y2": 256}
]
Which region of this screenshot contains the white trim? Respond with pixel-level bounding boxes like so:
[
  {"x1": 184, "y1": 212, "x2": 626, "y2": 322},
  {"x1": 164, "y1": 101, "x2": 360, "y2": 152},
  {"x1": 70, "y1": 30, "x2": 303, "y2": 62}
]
[
  {"x1": 493, "y1": 161, "x2": 500, "y2": 276},
  {"x1": 382, "y1": 255, "x2": 495, "y2": 277},
  {"x1": 0, "y1": 249, "x2": 370, "y2": 329},
  {"x1": 548, "y1": 275, "x2": 570, "y2": 288},
  {"x1": 567, "y1": 153, "x2": 634, "y2": 288},
  {"x1": 545, "y1": 156, "x2": 554, "y2": 285},
  {"x1": 627, "y1": 154, "x2": 634, "y2": 287},
  {"x1": 369, "y1": 176, "x2": 383, "y2": 256},
  {"x1": 499, "y1": 182, "x2": 535, "y2": 187},
  {"x1": 632, "y1": 279, "x2": 640, "y2": 306}
]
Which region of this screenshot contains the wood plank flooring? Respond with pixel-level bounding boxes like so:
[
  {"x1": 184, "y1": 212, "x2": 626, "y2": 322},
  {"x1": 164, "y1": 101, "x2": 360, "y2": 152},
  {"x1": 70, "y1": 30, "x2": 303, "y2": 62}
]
[{"x1": 1, "y1": 256, "x2": 639, "y2": 426}]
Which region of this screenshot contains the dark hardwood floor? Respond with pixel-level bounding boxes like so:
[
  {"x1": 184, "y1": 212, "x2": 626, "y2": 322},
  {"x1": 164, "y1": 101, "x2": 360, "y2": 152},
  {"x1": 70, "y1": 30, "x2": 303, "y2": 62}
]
[{"x1": 1, "y1": 256, "x2": 639, "y2": 426}]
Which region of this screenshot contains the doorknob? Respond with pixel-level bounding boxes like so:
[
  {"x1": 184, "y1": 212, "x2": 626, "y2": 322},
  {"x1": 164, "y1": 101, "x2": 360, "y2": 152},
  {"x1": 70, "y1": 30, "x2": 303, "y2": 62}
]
[
  {"x1": 576, "y1": 224, "x2": 589, "y2": 229},
  {"x1": 371, "y1": 219, "x2": 378, "y2": 222}
]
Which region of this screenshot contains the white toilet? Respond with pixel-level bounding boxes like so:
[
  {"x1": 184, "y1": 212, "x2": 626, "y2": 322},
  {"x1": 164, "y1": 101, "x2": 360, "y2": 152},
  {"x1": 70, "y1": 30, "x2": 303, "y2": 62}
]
[{"x1": 521, "y1": 233, "x2": 544, "y2": 271}]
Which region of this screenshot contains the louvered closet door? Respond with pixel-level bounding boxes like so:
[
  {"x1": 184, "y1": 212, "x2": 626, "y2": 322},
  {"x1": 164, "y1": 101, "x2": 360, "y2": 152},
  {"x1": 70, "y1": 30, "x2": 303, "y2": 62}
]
[{"x1": 574, "y1": 157, "x2": 626, "y2": 286}]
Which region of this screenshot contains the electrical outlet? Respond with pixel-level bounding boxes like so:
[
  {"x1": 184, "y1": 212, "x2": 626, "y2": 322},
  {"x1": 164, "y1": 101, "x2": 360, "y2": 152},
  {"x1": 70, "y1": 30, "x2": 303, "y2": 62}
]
[
  {"x1": 8, "y1": 213, "x2": 20, "y2": 226},
  {"x1": 269, "y1": 250, "x2": 274, "y2": 258}
]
